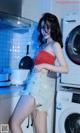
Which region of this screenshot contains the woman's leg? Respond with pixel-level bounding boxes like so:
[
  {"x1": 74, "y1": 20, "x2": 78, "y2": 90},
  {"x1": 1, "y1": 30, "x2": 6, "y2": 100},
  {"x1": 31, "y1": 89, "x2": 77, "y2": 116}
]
[
  {"x1": 32, "y1": 110, "x2": 47, "y2": 133},
  {"x1": 9, "y1": 95, "x2": 35, "y2": 133}
]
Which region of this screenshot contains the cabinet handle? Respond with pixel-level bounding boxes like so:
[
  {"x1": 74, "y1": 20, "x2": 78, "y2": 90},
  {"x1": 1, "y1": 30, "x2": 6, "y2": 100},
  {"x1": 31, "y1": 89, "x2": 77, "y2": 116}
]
[
  {"x1": 26, "y1": 116, "x2": 33, "y2": 128},
  {"x1": 26, "y1": 116, "x2": 29, "y2": 128},
  {"x1": 31, "y1": 119, "x2": 33, "y2": 126}
]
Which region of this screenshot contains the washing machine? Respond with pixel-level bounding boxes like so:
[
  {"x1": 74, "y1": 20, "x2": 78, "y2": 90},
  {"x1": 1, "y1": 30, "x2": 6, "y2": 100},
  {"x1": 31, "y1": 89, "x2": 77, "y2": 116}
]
[
  {"x1": 55, "y1": 89, "x2": 80, "y2": 133},
  {"x1": 60, "y1": 15, "x2": 80, "y2": 87}
]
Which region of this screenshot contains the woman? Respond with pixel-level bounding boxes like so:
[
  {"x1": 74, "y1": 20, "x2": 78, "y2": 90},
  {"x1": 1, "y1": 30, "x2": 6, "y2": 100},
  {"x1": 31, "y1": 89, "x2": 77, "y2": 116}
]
[{"x1": 9, "y1": 12, "x2": 68, "y2": 133}]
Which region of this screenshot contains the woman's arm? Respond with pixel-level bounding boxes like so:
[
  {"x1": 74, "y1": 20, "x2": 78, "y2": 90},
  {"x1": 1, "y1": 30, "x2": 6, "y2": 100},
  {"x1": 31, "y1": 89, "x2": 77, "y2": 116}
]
[{"x1": 44, "y1": 42, "x2": 68, "y2": 73}]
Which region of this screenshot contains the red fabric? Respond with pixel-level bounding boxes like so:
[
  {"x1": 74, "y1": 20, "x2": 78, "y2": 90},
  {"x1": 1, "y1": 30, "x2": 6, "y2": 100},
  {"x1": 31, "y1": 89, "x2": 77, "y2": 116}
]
[{"x1": 34, "y1": 50, "x2": 56, "y2": 65}]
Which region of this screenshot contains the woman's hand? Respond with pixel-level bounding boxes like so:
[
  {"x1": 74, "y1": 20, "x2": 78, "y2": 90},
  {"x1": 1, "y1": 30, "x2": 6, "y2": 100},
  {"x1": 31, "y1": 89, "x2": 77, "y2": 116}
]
[
  {"x1": 34, "y1": 64, "x2": 45, "y2": 72},
  {"x1": 34, "y1": 64, "x2": 52, "y2": 72}
]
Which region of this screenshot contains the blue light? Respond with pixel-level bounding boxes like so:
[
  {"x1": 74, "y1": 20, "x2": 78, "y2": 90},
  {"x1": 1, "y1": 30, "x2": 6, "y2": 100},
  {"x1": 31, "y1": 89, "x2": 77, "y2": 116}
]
[{"x1": 0, "y1": 88, "x2": 19, "y2": 94}]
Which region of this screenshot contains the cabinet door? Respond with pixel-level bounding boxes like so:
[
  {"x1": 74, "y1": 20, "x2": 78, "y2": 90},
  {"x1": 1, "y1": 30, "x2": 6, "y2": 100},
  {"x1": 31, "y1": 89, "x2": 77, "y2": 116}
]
[{"x1": 0, "y1": 94, "x2": 20, "y2": 123}]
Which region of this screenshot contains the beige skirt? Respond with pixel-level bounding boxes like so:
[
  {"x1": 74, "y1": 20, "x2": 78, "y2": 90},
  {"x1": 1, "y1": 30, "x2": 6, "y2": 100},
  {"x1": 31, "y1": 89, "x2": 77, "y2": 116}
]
[{"x1": 22, "y1": 69, "x2": 56, "y2": 111}]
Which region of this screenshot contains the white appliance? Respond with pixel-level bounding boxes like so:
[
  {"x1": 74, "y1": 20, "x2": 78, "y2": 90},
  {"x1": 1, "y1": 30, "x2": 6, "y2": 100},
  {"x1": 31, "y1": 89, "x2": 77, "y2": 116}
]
[
  {"x1": 61, "y1": 15, "x2": 80, "y2": 87},
  {"x1": 55, "y1": 89, "x2": 80, "y2": 133}
]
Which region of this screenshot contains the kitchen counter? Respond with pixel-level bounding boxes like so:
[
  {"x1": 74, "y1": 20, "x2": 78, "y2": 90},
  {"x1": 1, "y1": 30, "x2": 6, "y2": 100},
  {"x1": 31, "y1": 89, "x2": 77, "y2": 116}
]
[{"x1": 0, "y1": 85, "x2": 26, "y2": 99}]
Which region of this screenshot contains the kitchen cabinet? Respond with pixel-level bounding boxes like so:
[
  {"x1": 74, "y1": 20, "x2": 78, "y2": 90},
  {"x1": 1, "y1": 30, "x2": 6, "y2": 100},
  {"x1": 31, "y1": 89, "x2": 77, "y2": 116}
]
[
  {"x1": 0, "y1": 89, "x2": 33, "y2": 133},
  {"x1": 0, "y1": 87, "x2": 54, "y2": 133},
  {"x1": 0, "y1": 92, "x2": 21, "y2": 123}
]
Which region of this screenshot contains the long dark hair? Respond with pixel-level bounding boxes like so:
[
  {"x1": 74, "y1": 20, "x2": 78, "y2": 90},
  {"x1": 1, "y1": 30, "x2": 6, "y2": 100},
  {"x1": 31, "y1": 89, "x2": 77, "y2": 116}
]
[{"x1": 37, "y1": 12, "x2": 63, "y2": 48}]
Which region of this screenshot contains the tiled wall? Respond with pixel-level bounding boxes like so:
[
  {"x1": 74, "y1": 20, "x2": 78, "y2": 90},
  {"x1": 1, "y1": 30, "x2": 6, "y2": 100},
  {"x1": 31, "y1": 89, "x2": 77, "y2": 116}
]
[{"x1": 0, "y1": 20, "x2": 38, "y2": 71}]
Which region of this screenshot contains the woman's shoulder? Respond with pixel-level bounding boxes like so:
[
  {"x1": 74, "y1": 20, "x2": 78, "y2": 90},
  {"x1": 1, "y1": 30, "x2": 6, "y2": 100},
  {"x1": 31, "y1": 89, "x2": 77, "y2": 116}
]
[
  {"x1": 53, "y1": 41, "x2": 62, "y2": 49},
  {"x1": 52, "y1": 41, "x2": 62, "y2": 55}
]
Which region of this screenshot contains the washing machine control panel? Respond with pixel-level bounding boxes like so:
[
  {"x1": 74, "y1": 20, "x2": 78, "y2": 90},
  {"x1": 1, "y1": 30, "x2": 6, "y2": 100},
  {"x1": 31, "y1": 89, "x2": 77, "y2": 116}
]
[
  {"x1": 72, "y1": 93, "x2": 80, "y2": 104},
  {"x1": 57, "y1": 91, "x2": 80, "y2": 104}
]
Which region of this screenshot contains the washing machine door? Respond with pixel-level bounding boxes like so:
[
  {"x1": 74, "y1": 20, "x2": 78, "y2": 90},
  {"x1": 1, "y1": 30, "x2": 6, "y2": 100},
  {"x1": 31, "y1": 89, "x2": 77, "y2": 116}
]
[
  {"x1": 59, "y1": 107, "x2": 80, "y2": 133},
  {"x1": 65, "y1": 113, "x2": 80, "y2": 133},
  {"x1": 66, "y1": 25, "x2": 80, "y2": 65}
]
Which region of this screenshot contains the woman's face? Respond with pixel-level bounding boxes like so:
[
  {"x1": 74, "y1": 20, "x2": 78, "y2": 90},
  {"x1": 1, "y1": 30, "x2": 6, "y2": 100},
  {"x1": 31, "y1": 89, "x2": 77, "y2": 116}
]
[{"x1": 40, "y1": 21, "x2": 51, "y2": 40}]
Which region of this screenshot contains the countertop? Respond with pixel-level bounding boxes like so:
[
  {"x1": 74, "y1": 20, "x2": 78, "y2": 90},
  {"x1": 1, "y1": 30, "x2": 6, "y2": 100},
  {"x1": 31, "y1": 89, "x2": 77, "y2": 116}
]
[{"x1": 0, "y1": 85, "x2": 26, "y2": 99}]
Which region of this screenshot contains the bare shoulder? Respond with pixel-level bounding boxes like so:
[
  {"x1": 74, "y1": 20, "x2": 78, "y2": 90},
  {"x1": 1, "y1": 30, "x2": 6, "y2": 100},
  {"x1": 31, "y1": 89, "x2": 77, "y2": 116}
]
[
  {"x1": 52, "y1": 41, "x2": 62, "y2": 55},
  {"x1": 54, "y1": 42, "x2": 61, "y2": 49}
]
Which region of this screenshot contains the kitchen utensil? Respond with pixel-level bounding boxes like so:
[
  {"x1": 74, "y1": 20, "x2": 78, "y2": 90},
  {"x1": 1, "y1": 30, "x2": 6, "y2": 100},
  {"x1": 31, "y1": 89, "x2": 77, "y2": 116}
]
[
  {"x1": 10, "y1": 69, "x2": 30, "y2": 85},
  {"x1": 19, "y1": 45, "x2": 34, "y2": 69}
]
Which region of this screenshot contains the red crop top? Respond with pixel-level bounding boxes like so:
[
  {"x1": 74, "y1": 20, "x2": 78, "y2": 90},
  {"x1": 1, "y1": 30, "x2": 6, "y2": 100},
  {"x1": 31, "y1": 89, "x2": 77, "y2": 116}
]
[{"x1": 34, "y1": 50, "x2": 56, "y2": 65}]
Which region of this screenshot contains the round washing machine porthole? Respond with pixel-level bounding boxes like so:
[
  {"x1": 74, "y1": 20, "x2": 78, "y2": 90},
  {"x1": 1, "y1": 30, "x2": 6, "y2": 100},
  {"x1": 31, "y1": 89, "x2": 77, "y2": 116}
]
[
  {"x1": 58, "y1": 108, "x2": 80, "y2": 133},
  {"x1": 65, "y1": 113, "x2": 80, "y2": 133},
  {"x1": 65, "y1": 25, "x2": 80, "y2": 65}
]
